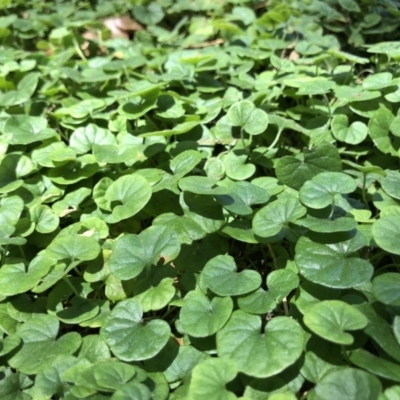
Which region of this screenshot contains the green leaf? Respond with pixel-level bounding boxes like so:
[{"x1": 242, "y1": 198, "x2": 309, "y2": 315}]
[
  {"x1": 295, "y1": 234, "x2": 373, "y2": 288},
  {"x1": 299, "y1": 172, "x2": 357, "y2": 209},
  {"x1": 310, "y1": 368, "x2": 381, "y2": 400},
  {"x1": 105, "y1": 174, "x2": 152, "y2": 222},
  {"x1": 70, "y1": 124, "x2": 116, "y2": 154},
  {"x1": 275, "y1": 142, "x2": 342, "y2": 190},
  {"x1": 187, "y1": 358, "x2": 238, "y2": 400},
  {"x1": 0, "y1": 256, "x2": 52, "y2": 296},
  {"x1": 350, "y1": 349, "x2": 400, "y2": 383},
  {"x1": 304, "y1": 300, "x2": 368, "y2": 345},
  {"x1": 4, "y1": 115, "x2": 56, "y2": 145},
  {"x1": 8, "y1": 314, "x2": 81, "y2": 375},
  {"x1": 217, "y1": 312, "x2": 305, "y2": 378},
  {"x1": 29, "y1": 205, "x2": 59, "y2": 234},
  {"x1": 215, "y1": 181, "x2": 269, "y2": 215},
  {"x1": 133, "y1": 2, "x2": 164, "y2": 25},
  {"x1": 56, "y1": 298, "x2": 100, "y2": 324},
  {"x1": 331, "y1": 115, "x2": 368, "y2": 145},
  {"x1": 299, "y1": 216, "x2": 357, "y2": 233},
  {"x1": 372, "y1": 215, "x2": 400, "y2": 255},
  {"x1": 362, "y1": 72, "x2": 392, "y2": 90},
  {"x1": 0, "y1": 72, "x2": 39, "y2": 106},
  {"x1": 368, "y1": 108, "x2": 397, "y2": 155},
  {"x1": 253, "y1": 198, "x2": 306, "y2": 239},
  {"x1": 100, "y1": 298, "x2": 170, "y2": 361},
  {"x1": 227, "y1": 100, "x2": 268, "y2": 135},
  {"x1": 238, "y1": 269, "x2": 299, "y2": 314},
  {"x1": 372, "y1": 273, "x2": 400, "y2": 306},
  {"x1": 200, "y1": 255, "x2": 261, "y2": 296},
  {"x1": 380, "y1": 170, "x2": 400, "y2": 200},
  {"x1": 356, "y1": 303, "x2": 400, "y2": 362},
  {"x1": 180, "y1": 291, "x2": 233, "y2": 337},
  {"x1": 46, "y1": 235, "x2": 101, "y2": 263},
  {"x1": 109, "y1": 225, "x2": 180, "y2": 280}
]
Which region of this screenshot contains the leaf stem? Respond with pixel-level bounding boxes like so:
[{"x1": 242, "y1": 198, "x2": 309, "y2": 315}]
[
  {"x1": 266, "y1": 243, "x2": 278, "y2": 270},
  {"x1": 63, "y1": 274, "x2": 83, "y2": 298},
  {"x1": 361, "y1": 172, "x2": 369, "y2": 209}
]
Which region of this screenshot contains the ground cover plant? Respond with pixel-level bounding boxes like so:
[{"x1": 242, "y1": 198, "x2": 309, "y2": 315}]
[{"x1": 2, "y1": 0, "x2": 400, "y2": 398}]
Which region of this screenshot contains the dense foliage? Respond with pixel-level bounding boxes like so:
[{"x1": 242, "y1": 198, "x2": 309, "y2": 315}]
[{"x1": 2, "y1": 0, "x2": 400, "y2": 399}]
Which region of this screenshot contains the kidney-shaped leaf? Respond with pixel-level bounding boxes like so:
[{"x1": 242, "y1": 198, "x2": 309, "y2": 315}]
[
  {"x1": 46, "y1": 235, "x2": 101, "y2": 263},
  {"x1": 70, "y1": 124, "x2": 116, "y2": 154},
  {"x1": 275, "y1": 142, "x2": 342, "y2": 190},
  {"x1": 380, "y1": 170, "x2": 400, "y2": 200},
  {"x1": 227, "y1": 100, "x2": 268, "y2": 135},
  {"x1": 310, "y1": 368, "x2": 381, "y2": 400},
  {"x1": 187, "y1": 358, "x2": 238, "y2": 400},
  {"x1": 0, "y1": 256, "x2": 52, "y2": 297},
  {"x1": 100, "y1": 298, "x2": 170, "y2": 361},
  {"x1": 299, "y1": 172, "x2": 357, "y2": 209},
  {"x1": 180, "y1": 291, "x2": 233, "y2": 337},
  {"x1": 331, "y1": 115, "x2": 368, "y2": 145},
  {"x1": 295, "y1": 234, "x2": 373, "y2": 288},
  {"x1": 304, "y1": 300, "x2": 368, "y2": 345},
  {"x1": 253, "y1": 198, "x2": 306, "y2": 239},
  {"x1": 372, "y1": 273, "x2": 400, "y2": 306},
  {"x1": 238, "y1": 269, "x2": 299, "y2": 314},
  {"x1": 8, "y1": 314, "x2": 82, "y2": 375},
  {"x1": 217, "y1": 312, "x2": 305, "y2": 378},
  {"x1": 372, "y1": 215, "x2": 400, "y2": 255},
  {"x1": 104, "y1": 174, "x2": 152, "y2": 222},
  {"x1": 109, "y1": 225, "x2": 180, "y2": 280},
  {"x1": 200, "y1": 255, "x2": 261, "y2": 296}
]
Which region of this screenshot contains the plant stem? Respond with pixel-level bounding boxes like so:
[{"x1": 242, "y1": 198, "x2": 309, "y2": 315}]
[
  {"x1": 361, "y1": 172, "x2": 369, "y2": 209},
  {"x1": 63, "y1": 275, "x2": 83, "y2": 298}
]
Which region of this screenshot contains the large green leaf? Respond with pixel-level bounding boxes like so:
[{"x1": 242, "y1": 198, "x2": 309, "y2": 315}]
[
  {"x1": 104, "y1": 174, "x2": 152, "y2": 222},
  {"x1": 275, "y1": 142, "x2": 342, "y2": 190},
  {"x1": 180, "y1": 290, "x2": 233, "y2": 337},
  {"x1": 295, "y1": 234, "x2": 373, "y2": 288},
  {"x1": 8, "y1": 314, "x2": 81, "y2": 375},
  {"x1": 372, "y1": 273, "x2": 400, "y2": 306},
  {"x1": 309, "y1": 368, "x2": 381, "y2": 400},
  {"x1": 253, "y1": 198, "x2": 306, "y2": 239},
  {"x1": 217, "y1": 312, "x2": 305, "y2": 378},
  {"x1": 187, "y1": 358, "x2": 238, "y2": 400},
  {"x1": 299, "y1": 172, "x2": 357, "y2": 209},
  {"x1": 200, "y1": 255, "x2": 261, "y2": 296},
  {"x1": 372, "y1": 215, "x2": 400, "y2": 255},
  {"x1": 304, "y1": 300, "x2": 368, "y2": 345},
  {"x1": 100, "y1": 298, "x2": 170, "y2": 361},
  {"x1": 109, "y1": 225, "x2": 180, "y2": 280}
]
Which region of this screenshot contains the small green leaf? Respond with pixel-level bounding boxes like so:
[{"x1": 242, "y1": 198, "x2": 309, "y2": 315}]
[
  {"x1": 180, "y1": 291, "x2": 233, "y2": 337},
  {"x1": 372, "y1": 215, "x2": 400, "y2": 255},
  {"x1": 299, "y1": 172, "x2": 357, "y2": 209},
  {"x1": 227, "y1": 100, "x2": 268, "y2": 135},
  {"x1": 200, "y1": 255, "x2": 261, "y2": 296},
  {"x1": 253, "y1": 198, "x2": 306, "y2": 239},
  {"x1": 331, "y1": 115, "x2": 368, "y2": 145},
  {"x1": 380, "y1": 170, "x2": 400, "y2": 200},
  {"x1": 304, "y1": 300, "x2": 368, "y2": 345},
  {"x1": 100, "y1": 298, "x2": 170, "y2": 361},
  {"x1": 187, "y1": 358, "x2": 238, "y2": 400}
]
